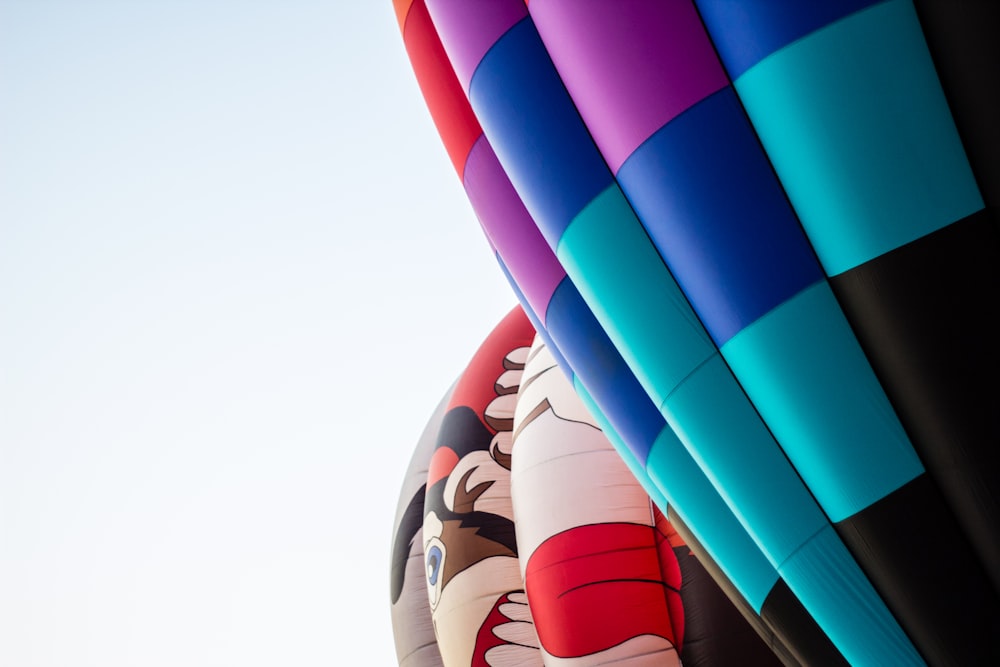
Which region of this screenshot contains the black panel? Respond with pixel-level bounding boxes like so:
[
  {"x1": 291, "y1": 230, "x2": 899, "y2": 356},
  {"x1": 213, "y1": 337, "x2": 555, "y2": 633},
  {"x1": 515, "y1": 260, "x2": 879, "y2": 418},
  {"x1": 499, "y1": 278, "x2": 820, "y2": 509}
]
[
  {"x1": 914, "y1": 0, "x2": 1000, "y2": 223},
  {"x1": 667, "y1": 509, "x2": 811, "y2": 667},
  {"x1": 829, "y1": 210, "x2": 1000, "y2": 591},
  {"x1": 837, "y1": 474, "x2": 1000, "y2": 666},
  {"x1": 673, "y1": 544, "x2": 786, "y2": 667},
  {"x1": 760, "y1": 580, "x2": 849, "y2": 667}
]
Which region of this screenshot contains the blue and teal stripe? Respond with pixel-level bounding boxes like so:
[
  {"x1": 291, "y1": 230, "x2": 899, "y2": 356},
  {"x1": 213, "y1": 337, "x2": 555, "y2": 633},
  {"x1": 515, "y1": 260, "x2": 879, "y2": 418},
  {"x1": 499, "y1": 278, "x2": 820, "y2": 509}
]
[
  {"x1": 697, "y1": 0, "x2": 1000, "y2": 605},
  {"x1": 460, "y1": 9, "x2": 921, "y2": 665}
]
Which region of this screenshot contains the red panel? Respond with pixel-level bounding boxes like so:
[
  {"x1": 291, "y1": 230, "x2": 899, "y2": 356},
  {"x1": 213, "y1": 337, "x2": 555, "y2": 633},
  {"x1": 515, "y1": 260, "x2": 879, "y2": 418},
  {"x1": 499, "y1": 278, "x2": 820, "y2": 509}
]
[
  {"x1": 525, "y1": 522, "x2": 680, "y2": 659},
  {"x1": 400, "y1": 0, "x2": 482, "y2": 178}
]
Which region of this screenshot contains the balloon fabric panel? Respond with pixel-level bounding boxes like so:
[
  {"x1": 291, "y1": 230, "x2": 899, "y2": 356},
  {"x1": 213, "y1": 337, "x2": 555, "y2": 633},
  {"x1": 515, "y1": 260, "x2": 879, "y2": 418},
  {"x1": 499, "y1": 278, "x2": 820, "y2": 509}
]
[
  {"x1": 521, "y1": 23, "x2": 986, "y2": 658},
  {"x1": 404, "y1": 1, "x2": 860, "y2": 664},
  {"x1": 415, "y1": 0, "x2": 526, "y2": 95},
  {"x1": 466, "y1": 19, "x2": 615, "y2": 247},
  {"x1": 528, "y1": 0, "x2": 971, "y2": 591},
  {"x1": 697, "y1": 0, "x2": 1000, "y2": 632},
  {"x1": 718, "y1": 281, "x2": 922, "y2": 521},
  {"x1": 396, "y1": 0, "x2": 479, "y2": 177},
  {"x1": 717, "y1": 0, "x2": 983, "y2": 276},
  {"x1": 827, "y1": 209, "x2": 1000, "y2": 591},
  {"x1": 693, "y1": 0, "x2": 883, "y2": 80},
  {"x1": 478, "y1": 2, "x2": 1000, "y2": 664},
  {"x1": 527, "y1": 0, "x2": 729, "y2": 173},
  {"x1": 615, "y1": 87, "x2": 824, "y2": 346},
  {"x1": 555, "y1": 186, "x2": 716, "y2": 409},
  {"x1": 913, "y1": 0, "x2": 1000, "y2": 220},
  {"x1": 463, "y1": 138, "x2": 564, "y2": 322},
  {"x1": 430, "y1": 2, "x2": 924, "y2": 664}
]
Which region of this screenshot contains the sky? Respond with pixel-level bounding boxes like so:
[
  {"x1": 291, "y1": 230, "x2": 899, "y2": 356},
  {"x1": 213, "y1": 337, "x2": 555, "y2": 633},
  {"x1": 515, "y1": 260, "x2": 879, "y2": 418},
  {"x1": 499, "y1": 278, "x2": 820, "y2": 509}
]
[{"x1": 0, "y1": 2, "x2": 518, "y2": 664}]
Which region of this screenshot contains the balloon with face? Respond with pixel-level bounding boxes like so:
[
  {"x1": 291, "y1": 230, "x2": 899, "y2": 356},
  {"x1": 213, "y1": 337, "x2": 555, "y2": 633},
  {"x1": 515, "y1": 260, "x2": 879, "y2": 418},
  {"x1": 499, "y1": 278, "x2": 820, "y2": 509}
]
[{"x1": 421, "y1": 307, "x2": 542, "y2": 667}]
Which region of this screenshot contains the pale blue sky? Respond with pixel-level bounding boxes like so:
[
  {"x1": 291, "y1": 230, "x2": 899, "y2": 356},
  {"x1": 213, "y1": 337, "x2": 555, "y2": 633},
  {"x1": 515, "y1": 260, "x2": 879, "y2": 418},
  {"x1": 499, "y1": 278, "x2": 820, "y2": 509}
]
[{"x1": 0, "y1": 2, "x2": 516, "y2": 664}]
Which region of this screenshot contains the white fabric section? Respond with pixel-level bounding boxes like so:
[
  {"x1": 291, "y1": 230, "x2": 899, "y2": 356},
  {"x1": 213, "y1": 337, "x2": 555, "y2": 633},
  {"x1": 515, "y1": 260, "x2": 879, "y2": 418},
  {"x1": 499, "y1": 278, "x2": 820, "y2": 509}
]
[
  {"x1": 498, "y1": 600, "x2": 534, "y2": 624},
  {"x1": 505, "y1": 345, "x2": 531, "y2": 368},
  {"x1": 507, "y1": 591, "x2": 528, "y2": 605},
  {"x1": 517, "y1": 342, "x2": 597, "y2": 429},
  {"x1": 431, "y1": 558, "x2": 517, "y2": 667},
  {"x1": 493, "y1": 619, "x2": 541, "y2": 648},
  {"x1": 511, "y1": 337, "x2": 653, "y2": 565},
  {"x1": 496, "y1": 368, "x2": 524, "y2": 394},
  {"x1": 485, "y1": 392, "x2": 519, "y2": 425},
  {"x1": 486, "y1": 642, "x2": 545, "y2": 666}
]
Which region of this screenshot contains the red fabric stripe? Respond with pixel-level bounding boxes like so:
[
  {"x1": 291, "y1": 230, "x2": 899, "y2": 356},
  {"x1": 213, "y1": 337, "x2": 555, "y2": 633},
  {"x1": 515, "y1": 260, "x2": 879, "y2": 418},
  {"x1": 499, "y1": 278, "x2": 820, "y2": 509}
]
[
  {"x1": 525, "y1": 522, "x2": 680, "y2": 658},
  {"x1": 399, "y1": 0, "x2": 482, "y2": 177}
]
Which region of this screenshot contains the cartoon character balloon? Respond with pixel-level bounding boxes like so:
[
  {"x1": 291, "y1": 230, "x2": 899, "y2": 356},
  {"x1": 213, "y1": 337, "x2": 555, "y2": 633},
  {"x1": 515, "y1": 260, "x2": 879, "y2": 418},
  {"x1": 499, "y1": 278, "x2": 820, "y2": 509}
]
[
  {"x1": 419, "y1": 308, "x2": 541, "y2": 666},
  {"x1": 392, "y1": 307, "x2": 797, "y2": 666}
]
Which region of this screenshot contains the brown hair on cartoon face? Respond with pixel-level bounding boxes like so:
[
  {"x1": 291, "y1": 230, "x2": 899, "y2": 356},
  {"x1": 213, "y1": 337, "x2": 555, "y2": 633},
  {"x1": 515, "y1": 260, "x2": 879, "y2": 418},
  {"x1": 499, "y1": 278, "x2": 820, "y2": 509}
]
[{"x1": 423, "y1": 509, "x2": 518, "y2": 610}]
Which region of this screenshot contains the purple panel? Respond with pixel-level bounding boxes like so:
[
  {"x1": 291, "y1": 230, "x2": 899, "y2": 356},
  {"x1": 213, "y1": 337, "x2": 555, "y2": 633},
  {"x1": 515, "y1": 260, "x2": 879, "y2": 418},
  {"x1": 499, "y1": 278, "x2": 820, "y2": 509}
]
[
  {"x1": 530, "y1": 0, "x2": 729, "y2": 172},
  {"x1": 425, "y1": 0, "x2": 528, "y2": 94},
  {"x1": 464, "y1": 135, "x2": 565, "y2": 322}
]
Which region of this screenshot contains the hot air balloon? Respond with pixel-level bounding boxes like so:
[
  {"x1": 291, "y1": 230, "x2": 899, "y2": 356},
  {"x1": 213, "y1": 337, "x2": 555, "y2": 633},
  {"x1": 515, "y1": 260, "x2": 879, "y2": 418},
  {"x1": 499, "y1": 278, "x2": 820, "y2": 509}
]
[
  {"x1": 391, "y1": 1, "x2": 1000, "y2": 665},
  {"x1": 392, "y1": 307, "x2": 801, "y2": 666},
  {"x1": 391, "y1": 7, "x2": 835, "y2": 661}
]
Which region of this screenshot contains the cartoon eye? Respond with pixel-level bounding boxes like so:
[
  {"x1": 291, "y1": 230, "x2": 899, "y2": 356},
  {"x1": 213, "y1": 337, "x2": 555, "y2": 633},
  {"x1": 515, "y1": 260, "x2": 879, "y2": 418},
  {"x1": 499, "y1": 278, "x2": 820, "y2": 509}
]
[
  {"x1": 424, "y1": 535, "x2": 446, "y2": 610},
  {"x1": 426, "y1": 544, "x2": 443, "y2": 586}
]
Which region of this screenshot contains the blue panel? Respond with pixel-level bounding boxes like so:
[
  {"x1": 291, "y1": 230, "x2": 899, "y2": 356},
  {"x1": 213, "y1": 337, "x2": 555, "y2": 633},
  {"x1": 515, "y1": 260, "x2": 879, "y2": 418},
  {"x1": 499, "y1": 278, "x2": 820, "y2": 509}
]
[
  {"x1": 645, "y1": 425, "x2": 779, "y2": 612},
  {"x1": 731, "y1": 0, "x2": 983, "y2": 275},
  {"x1": 469, "y1": 18, "x2": 613, "y2": 247},
  {"x1": 694, "y1": 0, "x2": 883, "y2": 79},
  {"x1": 557, "y1": 185, "x2": 715, "y2": 408},
  {"x1": 545, "y1": 278, "x2": 663, "y2": 464},
  {"x1": 660, "y1": 354, "x2": 827, "y2": 567},
  {"x1": 721, "y1": 281, "x2": 924, "y2": 521},
  {"x1": 779, "y1": 525, "x2": 923, "y2": 665},
  {"x1": 618, "y1": 87, "x2": 824, "y2": 346}
]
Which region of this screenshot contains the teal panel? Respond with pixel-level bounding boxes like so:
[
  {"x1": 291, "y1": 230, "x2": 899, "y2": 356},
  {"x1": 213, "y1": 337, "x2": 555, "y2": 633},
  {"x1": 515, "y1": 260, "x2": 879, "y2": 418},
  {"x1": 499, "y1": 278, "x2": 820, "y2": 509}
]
[
  {"x1": 779, "y1": 524, "x2": 924, "y2": 665},
  {"x1": 721, "y1": 281, "x2": 924, "y2": 521},
  {"x1": 644, "y1": 423, "x2": 779, "y2": 611},
  {"x1": 557, "y1": 185, "x2": 715, "y2": 407},
  {"x1": 660, "y1": 354, "x2": 827, "y2": 567},
  {"x1": 734, "y1": 0, "x2": 983, "y2": 276}
]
